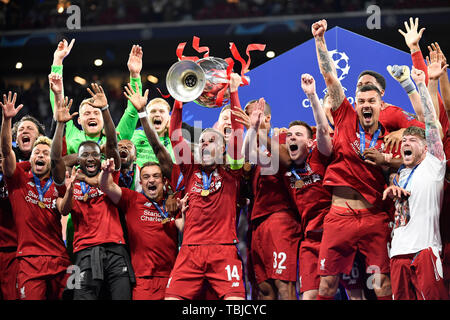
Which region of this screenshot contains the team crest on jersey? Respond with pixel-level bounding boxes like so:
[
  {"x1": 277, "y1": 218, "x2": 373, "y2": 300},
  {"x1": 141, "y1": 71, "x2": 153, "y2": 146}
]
[{"x1": 285, "y1": 163, "x2": 321, "y2": 189}]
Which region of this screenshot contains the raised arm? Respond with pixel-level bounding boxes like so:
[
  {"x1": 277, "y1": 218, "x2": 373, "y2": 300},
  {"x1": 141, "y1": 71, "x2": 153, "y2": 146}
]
[
  {"x1": 0, "y1": 92, "x2": 23, "y2": 177},
  {"x1": 99, "y1": 158, "x2": 122, "y2": 205},
  {"x1": 312, "y1": 19, "x2": 345, "y2": 111},
  {"x1": 435, "y1": 44, "x2": 450, "y2": 123},
  {"x1": 227, "y1": 73, "x2": 245, "y2": 162},
  {"x1": 124, "y1": 83, "x2": 173, "y2": 178},
  {"x1": 426, "y1": 47, "x2": 447, "y2": 139},
  {"x1": 301, "y1": 73, "x2": 332, "y2": 157},
  {"x1": 386, "y1": 65, "x2": 424, "y2": 122},
  {"x1": 411, "y1": 67, "x2": 445, "y2": 161},
  {"x1": 50, "y1": 39, "x2": 75, "y2": 112},
  {"x1": 115, "y1": 45, "x2": 143, "y2": 140},
  {"x1": 85, "y1": 83, "x2": 121, "y2": 170},
  {"x1": 169, "y1": 99, "x2": 191, "y2": 164},
  {"x1": 49, "y1": 73, "x2": 78, "y2": 184},
  {"x1": 56, "y1": 167, "x2": 77, "y2": 216},
  {"x1": 241, "y1": 98, "x2": 270, "y2": 166}
]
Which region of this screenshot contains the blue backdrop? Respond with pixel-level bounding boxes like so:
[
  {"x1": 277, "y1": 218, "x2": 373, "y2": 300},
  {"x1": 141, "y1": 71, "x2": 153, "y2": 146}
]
[{"x1": 180, "y1": 27, "x2": 423, "y2": 128}]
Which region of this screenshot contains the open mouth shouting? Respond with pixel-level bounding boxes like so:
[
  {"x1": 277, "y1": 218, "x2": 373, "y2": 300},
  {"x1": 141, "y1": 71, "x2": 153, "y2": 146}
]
[
  {"x1": 223, "y1": 126, "x2": 232, "y2": 139},
  {"x1": 288, "y1": 142, "x2": 300, "y2": 158},
  {"x1": 402, "y1": 147, "x2": 413, "y2": 163},
  {"x1": 119, "y1": 149, "x2": 129, "y2": 160},
  {"x1": 85, "y1": 162, "x2": 99, "y2": 175},
  {"x1": 19, "y1": 134, "x2": 32, "y2": 150},
  {"x1": 152, "y1": 117, "x2": 164, "y2": 132},
  {"x1": 361, "y1": 108, "x2": 373, "y2": 125}
]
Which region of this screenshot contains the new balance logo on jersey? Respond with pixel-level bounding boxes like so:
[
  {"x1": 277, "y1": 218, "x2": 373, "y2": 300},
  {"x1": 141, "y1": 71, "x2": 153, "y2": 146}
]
[
  {"x1": 144, "y1": 202, "x2": 152, "y2": 207},
  {"x1": 231, "y1": 282, "x2": 240, "y2": 288},
  {"x1": 27, "y1": 182, "x2": 35, "y2": 187}
]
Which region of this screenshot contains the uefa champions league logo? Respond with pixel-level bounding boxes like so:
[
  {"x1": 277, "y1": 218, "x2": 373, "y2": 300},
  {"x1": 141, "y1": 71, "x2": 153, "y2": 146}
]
[{"x1": 328, "y1": 50, "x2": 350, "y2": 81}]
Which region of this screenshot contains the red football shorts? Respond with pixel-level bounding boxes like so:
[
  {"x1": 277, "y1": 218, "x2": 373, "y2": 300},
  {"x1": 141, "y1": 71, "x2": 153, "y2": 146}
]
[
  {"x1": 133, "y1": 276, "x2": 169, "y2": 300},
  {"x1": 165, "y1": 244, "x2": 246, "y2": 300},
  {"x1": 0, "y1": 250, "x2": 18, "y2": 300},
  {"x1": 17, "y1": 255, "x2": 70, "y2": 300},
  {"x1": 250, "y1": 211, "x2": 301, "y2": 284},
  {"x1": 318, "y1": 205, "x2": 391, "y2": 276},
  {"x1": 390, "y1": 247, "x2": 449, "y2": 300},
  {"x1": 298, "y1": 238, "x2": 320, "y2": 293}
]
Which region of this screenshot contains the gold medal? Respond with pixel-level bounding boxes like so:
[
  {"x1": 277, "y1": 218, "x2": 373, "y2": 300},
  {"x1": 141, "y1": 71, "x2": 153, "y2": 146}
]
[
  {"x1": 201, "y1": 189, "x2": 210, "y2": 197},
  {"x1": 38, "y1": 201, "x2": 46, "y2": 209},
  {"x1": 161, "y1": 218, "x2": 169, "y2": 224},
  {"x1": 295, "y1": 180, "x2": 304, "y2": 189},
  {"x1": 83, "y1": 193, "x2": 89, "y2": 202}
]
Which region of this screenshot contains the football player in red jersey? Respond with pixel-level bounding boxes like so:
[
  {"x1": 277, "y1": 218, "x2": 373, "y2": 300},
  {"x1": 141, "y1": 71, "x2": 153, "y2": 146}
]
[
  {"x1": 1, "y1": 92, "x2": 72, "y2": 300},
  {"x1": 312, "y1": 19, "x2": 392, "y2": 300}
]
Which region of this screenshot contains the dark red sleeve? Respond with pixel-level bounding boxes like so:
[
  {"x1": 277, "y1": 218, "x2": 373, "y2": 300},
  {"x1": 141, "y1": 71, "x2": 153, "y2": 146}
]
[
  {"x1": 331, "y1": 98, "x2": 354, "y2": 129},
  {"x1": 117, "y1": 187, "x2": 133, "y2": 213},
  {"x1": 228, "y1": 91, "x2": 244, "y2": 160},
  {"x1": 4, "y1": 161, "x2": 28, "y2": 190},
  {"x1": 169, "y1": 100, "x2": 192, "y2": 164}
]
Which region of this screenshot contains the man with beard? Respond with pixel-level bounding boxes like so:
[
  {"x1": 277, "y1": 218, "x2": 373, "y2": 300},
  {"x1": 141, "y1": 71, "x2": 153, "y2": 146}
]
[
  {"x1": 232, "y1": 95, "x2": 301, "y2": 300},
  {"x1": 164, "y1": 73, "x2": 246, "y2": 300},
  {"x1": 131, "y1": 97, "x2": 175, "y2": 167},
  {"x1": 1, "y1": 91, "x2": 73, "y2": 300},
  {"x1": 117, "y1": 139, "x2": 141, "y2": 192},
  {"x1": 99, "y1": 87, "x2": 183, "y2": 298},
  {"x1": 278, "y1": 73, "x2": 333, "y2": 300},
  {"x1": 11, "y1": 115, "x2": 45, "y2": 162},
  {"x1": 383, "y1": 66, "x2": 448, "y2": 300},
  {"x1": 312, "y1": 19, "x2": 392, "y2": 300},
  {"x1": 51, "y1": 84, "x2": 134, "y2": 300}
]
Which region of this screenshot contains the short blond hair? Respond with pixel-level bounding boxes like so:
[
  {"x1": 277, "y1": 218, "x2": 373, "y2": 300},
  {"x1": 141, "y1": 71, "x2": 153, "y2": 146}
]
[
  {"x1": 33, "y1": 136, "x2": 52, "y2": 149},
  {"x1": 146, "y1": 98, "x2": 170, "y2": 113}
]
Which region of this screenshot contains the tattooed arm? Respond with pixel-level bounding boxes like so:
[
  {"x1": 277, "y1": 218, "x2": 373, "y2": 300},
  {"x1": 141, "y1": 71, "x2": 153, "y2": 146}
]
[
  {"x1": 411, "y1": 67, "x2": 445, "y2": 161},
  {"x1": 312, "y1": 19, "x2": 345, "y2": 111}
]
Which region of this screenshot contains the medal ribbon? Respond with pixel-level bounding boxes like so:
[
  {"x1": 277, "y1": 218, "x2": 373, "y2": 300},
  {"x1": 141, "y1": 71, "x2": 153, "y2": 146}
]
[
  {"x1": 32, "y1": 173, "x2": 53, "y2": 204},
  {"x1": 229, "y1": 42, "x2": 266, "y2": 86},
  {"x1": 141, "y1": 191, "x2": 169, "y2": 220},
  {"x1": 358, "y1": 123, "x2": 381, "y2": 158},
  {"x1": 176, "y1": 172, "x2": 185, "y2": 192},
  {"x1": 80, "y1": 181, "x2": 91, "y2": 198},
  {"x1": 201, "y1": 170, "x2": 214, "y2": 192},
  {"x1": 393, "y1": 164, "x2": 419, "y2": 189}
]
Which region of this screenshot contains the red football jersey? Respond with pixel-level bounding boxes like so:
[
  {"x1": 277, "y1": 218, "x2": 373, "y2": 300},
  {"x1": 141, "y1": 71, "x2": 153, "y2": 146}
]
[
  {"x1": 118, "y1": 188, "x2": 178, "y2": 277},
  {"x1": 249, "y1": 133, "x2": 297, "y2": 221},
  {"x1": 70, "y1": 171, "x2": 125, "y2": 253},
  {"x1": 5, "y1": 162, "x2": 67, "y2": 257},
  {"x1": 177, "y1": 163, "x2": 241, "y2": 245},
  {"x1": 324, "y1": 98, "x2": 388, "y2": 209},
  {"x1": 282, "y1": 145, "x2": 331, "y2": 238},
  {"x1": 0, "y1": 182, "x2": 16, "y2": 248}
]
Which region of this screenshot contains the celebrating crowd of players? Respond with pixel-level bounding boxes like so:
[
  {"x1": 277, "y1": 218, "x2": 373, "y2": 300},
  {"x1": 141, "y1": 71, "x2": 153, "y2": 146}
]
[{"x1": 0, "y1": 17, "x2": 449, "y2": 301}]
